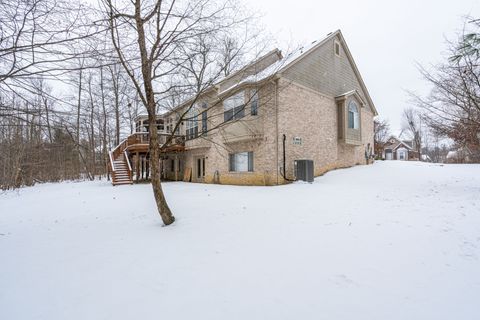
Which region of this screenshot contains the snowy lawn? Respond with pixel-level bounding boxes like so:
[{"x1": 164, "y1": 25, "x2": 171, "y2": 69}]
[{"x1": 1, "y1": 161, "x2": 479, "y2": 320}]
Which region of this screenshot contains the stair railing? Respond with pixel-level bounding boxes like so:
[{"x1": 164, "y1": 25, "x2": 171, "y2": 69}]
[
  {"x1": 124, "y1": 150, "x2": 132, "y2": 180},
  {"x1": 109, "y1": 151, "x2": 116, "y2": 172}
]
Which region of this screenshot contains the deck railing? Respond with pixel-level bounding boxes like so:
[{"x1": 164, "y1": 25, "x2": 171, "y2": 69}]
[
  {"x1": 126, "y1": 132, "x2": 185, "y2": 148},
  {"x1": 111, "y1": 132, "x2": 185, "y2": 161}
]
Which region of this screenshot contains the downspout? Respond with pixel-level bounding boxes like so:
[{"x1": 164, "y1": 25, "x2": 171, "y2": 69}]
[
  {"x1": 275, "y1": 78, "x2": 279, "y2": 185},
  {"x1": 280, "y1": 134, "x2": 296, "y2": 182}
]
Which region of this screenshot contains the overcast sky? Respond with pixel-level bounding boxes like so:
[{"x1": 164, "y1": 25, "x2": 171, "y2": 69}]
[{"x1": 243, "y1": 0, "x2": 480, "y2": 133}]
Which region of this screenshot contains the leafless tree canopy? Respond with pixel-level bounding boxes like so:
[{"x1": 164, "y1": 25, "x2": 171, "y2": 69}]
[
  {"x1": 401, "y1": 108, "x2": 423, "y2": 154},
  {"x1": 100, "y1": 0, "x2": 264, "y2": 224},
  {"x1": 410, "y1": 17, "x2": 480, "y2": 162},
  {"x1": 373, "y1": 118, "x2": 390, "y2": 156}
]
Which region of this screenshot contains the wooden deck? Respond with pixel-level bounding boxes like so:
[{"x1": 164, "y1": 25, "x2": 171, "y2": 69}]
[{"x1": 108, "y1": 132, "x2": 185, "y2": 185}]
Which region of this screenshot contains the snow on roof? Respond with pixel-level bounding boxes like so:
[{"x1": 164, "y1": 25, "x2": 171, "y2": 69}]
[
  {"x1": 161, "y1": 29, "x2": 378, "y2": 116},
  {"x1": 217, "y1": 38, "x2": 324, "y2": 96}
]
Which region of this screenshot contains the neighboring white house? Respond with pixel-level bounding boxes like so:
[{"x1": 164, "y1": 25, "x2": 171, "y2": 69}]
[{"x1": 381, "y1": 136, "x2": 419, "y2": 161}]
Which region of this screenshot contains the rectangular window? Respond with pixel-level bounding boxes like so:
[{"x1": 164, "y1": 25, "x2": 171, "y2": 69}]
[
  {"x1": 250, "y1": 90, "x2": 258, "y2": 116},
  {"x1": 156, "y1": 119, "x2": 164, "y2": 131},
  {"x1": 224, "y1": 91, "x2": 245, "y2": 122},
  {"x1": 229, "y1": 151, "x2": 253, "y2": 172},
  {"x1": 186, "y1": 108, "x2": 198, "y2": 140},
  {"x1": 348, "y1": 111, "x2": 355, "y2": 129}
]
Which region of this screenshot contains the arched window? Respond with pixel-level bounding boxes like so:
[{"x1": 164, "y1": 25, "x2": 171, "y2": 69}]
[{"x1": 348, "y1": 100, "x2": 359, "y2": 129}]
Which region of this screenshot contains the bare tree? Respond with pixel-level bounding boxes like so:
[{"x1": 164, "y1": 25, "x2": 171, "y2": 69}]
[
  {"x1": 410, "y1": 17, "x2": 480, "y2": 161},
  {"x1": 401, "y1": 108, "x2": 423, "y2": 156},
  {"x1": 373, "y1": 118, "x2": 390, "y2": 157},
  {"x1": 103, "y1": 0, "x2": 261, "y2": 225}
]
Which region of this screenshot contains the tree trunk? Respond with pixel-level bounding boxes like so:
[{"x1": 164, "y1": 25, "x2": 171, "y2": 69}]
[
  {"x1": 148, "y1": 112, "x2": 175, "y2": 225},
  {"x1": 100, "y1": 67, "x2": 110, "y2": 181},
  {"x1": 132, "y1": 0, "x2": 175, "y2": 225}
]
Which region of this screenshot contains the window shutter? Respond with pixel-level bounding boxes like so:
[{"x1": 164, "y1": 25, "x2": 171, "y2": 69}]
[
  {"x1": 202, "y1": 111, "x2": 207, "y2": 133},
  {"x1": 248, "y1": 152, "x2": 254, "y2": 172},
  {"x1": 229, "y1": 154, "x2": 235, "y2": 171}
]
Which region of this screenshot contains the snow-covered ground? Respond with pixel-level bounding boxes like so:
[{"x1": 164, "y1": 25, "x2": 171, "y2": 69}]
[{"x1": 1, "y1": 161, "x2": 479, "y2": 320}]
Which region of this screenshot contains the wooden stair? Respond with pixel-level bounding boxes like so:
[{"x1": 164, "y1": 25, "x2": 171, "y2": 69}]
[
  {"x1": 108, "y1": 132, "x2": 185, "y2": 186},
  {"x1": 111, "y1": 153, "x2": 133, "y2": 186}
]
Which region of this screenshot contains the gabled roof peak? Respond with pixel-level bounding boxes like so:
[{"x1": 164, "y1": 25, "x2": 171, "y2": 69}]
[{"x1": 335, "y1": 90, "x2": 367, "y2": 106}]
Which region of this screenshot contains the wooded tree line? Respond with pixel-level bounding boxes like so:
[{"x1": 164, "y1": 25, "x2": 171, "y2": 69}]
[
  {"x1": 0, "y1": 0, "x2": 263, "y2": 194},
  {"x1": 1, "y1": 0, "x2": 269, "y2": 225},
  {"x1": 0, "y1": 0, "x2": 133, "y2": 188}
]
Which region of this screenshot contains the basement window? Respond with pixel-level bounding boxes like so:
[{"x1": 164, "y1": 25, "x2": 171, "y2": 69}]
[{"x1": 229, "y1": 151, "x2": 253, "y2": 172}]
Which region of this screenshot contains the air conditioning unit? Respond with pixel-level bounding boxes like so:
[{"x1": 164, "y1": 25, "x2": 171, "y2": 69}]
[{"x1": 295, "y1": 159, "x2": 314, "y2": 182}]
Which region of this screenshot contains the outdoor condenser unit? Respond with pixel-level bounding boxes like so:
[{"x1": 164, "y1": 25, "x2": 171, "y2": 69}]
[{"x1": 295, "y1": 159, "x2": 314, "y2": 182}]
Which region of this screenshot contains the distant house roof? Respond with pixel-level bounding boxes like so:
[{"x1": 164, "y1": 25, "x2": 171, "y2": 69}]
[{"x1": 384, "y1": 136, "x2": 413, "y2": 151}]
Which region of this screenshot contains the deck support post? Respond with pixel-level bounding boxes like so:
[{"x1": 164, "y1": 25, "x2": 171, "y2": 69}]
[
  {"x1": 174, "y1": 154, "x2": 178, "y2": 181},
  {"x1": 135, "y1": 152, "x2": 140, "y2": 183},
  {"x1": 146, "y1": 156, "x2": 150, "y2": 180}
]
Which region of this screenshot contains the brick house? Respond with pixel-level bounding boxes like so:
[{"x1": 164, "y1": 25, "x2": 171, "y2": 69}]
[
  {"x1": 381, "y1": 136, "x2": 419, "y2": 161},
  {"x1": 109, "y1": 30, "x2": 378, "y2": 186}
]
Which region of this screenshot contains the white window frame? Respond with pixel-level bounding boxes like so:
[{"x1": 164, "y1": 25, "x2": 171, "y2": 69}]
[
  {"x1": 348, "y1": 100, "x2": 360, "y2": 129},
  {"x1": 224, "y1": 91, "x2": 245, "y2": 121}
]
